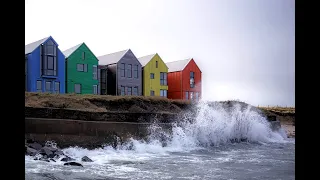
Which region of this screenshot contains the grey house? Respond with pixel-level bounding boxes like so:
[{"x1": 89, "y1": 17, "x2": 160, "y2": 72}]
[{"x1": 97, "y1": 49, "x2": 142, "y2": 96}]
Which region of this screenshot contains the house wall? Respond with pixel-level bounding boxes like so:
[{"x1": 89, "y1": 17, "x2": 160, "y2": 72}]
[
  {"x1": 26, "y1": 39, "x2": 65, "y2": 93},
  {"x1": 66, "y1": 44, "x2": 99, "y2": 94},
  {"x1": 116, "y1": 50, "x2": 142, "y2": 96},
  {"x1": 182, "y1": 59, "x2": 202, "y2": 100},
  {"x1": 167, "y1": 71, "x2": 182, "y2": 99},
  {"x1": 142, "y1": 54, "x2": 168, "y2": 96},
  {"x1": 98, "y1": 65, "x2": 108, "y2": 95}
]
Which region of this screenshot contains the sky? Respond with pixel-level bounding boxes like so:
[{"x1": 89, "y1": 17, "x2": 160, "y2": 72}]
[{"x1": 25, "y1": 0, "x2": 295, "y2": 107}]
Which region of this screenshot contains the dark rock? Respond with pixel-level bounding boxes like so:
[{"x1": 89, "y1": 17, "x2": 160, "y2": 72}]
[
  {"x1": 50, "y1": 158, "x2": 56, "y2": 162},
  {"x1": 28, "y1": 143, "x2": 42, "y2": 151},
  {"x1": 44, "y1": 146, "x2": 58, "y2": 153},
  {"x1": 54, "y1": 150, "x2": 64, "y2": 156},
  {"x1": 81, "y1": 156, "x2": 93, "y2": 162},
  {"x1": 39, "y1": 157, "x2": 50, "y2": 162},
  {"x1": 61, "y1": 156, "x2": 75, "y2": 162},
  {"x1": 26, "y1": 147, "x2": 38, "y2": 156},
  {"x1": 39, "y1": 146, "x2": 54, "y2": 158},
  {"x1": 64, "y1": 162, "x2": 83, "y2": 167}
]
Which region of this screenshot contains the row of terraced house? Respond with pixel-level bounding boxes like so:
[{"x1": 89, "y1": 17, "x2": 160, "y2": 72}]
[{"x1": 25, "y1": 36, "x2": 202, "y2": 100}]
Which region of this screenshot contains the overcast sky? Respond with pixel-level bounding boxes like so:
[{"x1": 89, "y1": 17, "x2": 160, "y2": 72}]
[{"x1": 25, "y1": 0, "x2": 295, "y2": 107}]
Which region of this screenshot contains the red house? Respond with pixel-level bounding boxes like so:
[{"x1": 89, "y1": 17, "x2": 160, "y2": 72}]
[{"x1": 166, "y1": 58, "x2": 202, "y2": 100}]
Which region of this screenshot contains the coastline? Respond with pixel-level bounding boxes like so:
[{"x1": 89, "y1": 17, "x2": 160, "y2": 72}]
[{"x1": 25, "y1": 92, "x2": 295, "y2": 146}]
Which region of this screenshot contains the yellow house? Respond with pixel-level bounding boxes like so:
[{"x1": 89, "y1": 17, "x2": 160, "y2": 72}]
[{"x1": 138, "y1": 53, "x2": 168, "y2": 97}]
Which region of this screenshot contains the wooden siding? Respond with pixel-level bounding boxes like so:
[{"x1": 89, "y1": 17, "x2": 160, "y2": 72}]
[
  {"x1": 182, "y1": 59, "x2": 202, "y2": 99},
  {"x1": 65, "y1": 43, "x2": 99, "y2": 94},
  {"x1": 167, "y1": 59, "x2": 202, "y2": 100},
  {"x1": 167, "y1": 71, "x2": 182, "y2": 99},
  {"x1": 142, "y1": 54, "x2": 168, "y2": 96}
]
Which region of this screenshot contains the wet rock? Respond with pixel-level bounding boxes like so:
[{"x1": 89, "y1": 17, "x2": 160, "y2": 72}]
[
  {"x1": 28, "y1": 142, "x2": 42, "y2": 151},
  {"x1": 64, "y1": 162, "x2": 83, "y2": 167},
  {"x1": 39, "y1": 146, "x2": 54, "y2": 158},
  {"x1": 26, "y1": 147, "x2": 38, "y2": 156},
  {"x1": 39, "y1": 157, "x2": 50, "y2": 162},
  {"x1": 61, "y1": 156, "x2": 75, "y2": 162},
  {"x1": 81, "y1": 156, "x2": 93, "y2": 162},
  {"x1": 55, "y1": 149, "x2": 64, "y2": 156}
]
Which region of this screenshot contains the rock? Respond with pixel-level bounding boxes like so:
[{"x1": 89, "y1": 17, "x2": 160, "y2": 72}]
[
  {"x1": 54, "y1": 150, "x2": 64, "y2": 156},
  {"x1": 61, "y1": 156, "x2": 75, "y2": 162},
  {"x1": 26, "y1": 147, "x2": 38, "y2": 156},
  {"x1": 81, "y1": 156, "x2": 93, "y2": 162},
  {"x1": 64, "y1": 162, "x2": 83, "y2": 167},
  {"x1": 28, "y1": 143, "x2": 42, "y2": 151},
  {"x1": 50, "y1": 158, "x2": 56, "y2": 162},
  {"x1": 39, "y1": 146, "x2": 54, "y2": 158},
  {"x1": 39, "y1": 157, "x2": 50, "y2": 162}
]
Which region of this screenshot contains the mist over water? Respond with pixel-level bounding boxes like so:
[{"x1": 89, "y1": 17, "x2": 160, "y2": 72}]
[{"x1": 25, "y1": 101, "x2": 294, "y2": 180}]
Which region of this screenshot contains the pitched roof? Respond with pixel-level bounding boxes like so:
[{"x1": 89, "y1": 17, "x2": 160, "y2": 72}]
[
  {"x1": 137, "y1": 54, "x2": 156, "y2": 67},
  {"x1": 62, "y1": 43, "x2": 83, "y2": 58},
  {"x1": 166, "y1": 58, "x2": 192, "y2": 72},
  {"x1": 97, "y1": 49, "x2": 129, "y2": 65},
  {"x1": 25, "y1": 36, "x2": 50, "y2": 54}
]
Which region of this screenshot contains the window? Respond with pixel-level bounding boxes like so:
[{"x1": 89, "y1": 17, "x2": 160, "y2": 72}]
[
  {"x1": 93, "y1": 85, "x2": 98, "y2": 94},
  {"x1": 120, "y1": 63, "x2": 125, "y2": 77},
  {"x1": 55, "y1": 82, "x2": 60, "y2": 94},
  {"x1": 41, "y1": 40, "x2": 57, "y2": 76},
  {"x1": 82, "y1": 52, "x2": 85, "y2": 60},
  {"x1": 150, "y1": 90, "x2": 155, "y2": 96},
  {"x1": 133, "y1": 65, "x2": 138, "y2": 78},
  {"x1": 185, "y1": 91, "x2": 189, "y2": 100},
  {"x1": 190, "y1": 92, "x2": 194, "y2": 100},
  {"x1": 156, "y1": 61, "x2": 158, "y2": 68},
  {"x1": 45, "y1": 81, "x2": 52, "y2": 92},
  {"x1": 160, "y1": 72, "x2": 167, "y2": 85},
  {"x1": 195, "y1": 92, "x2": 199, "y2": 101},
  {"x1": 127, "y1": 64, "x2": 132, "y2": 78},
  {"x1": 121, "y1": 86, "x2": 125, "y2": 95},
  {"x1": 190, "y1": 72, "x2": 195, "y2": 88},
  {"x1": 160, "y1": 89, "x2": 167, "y2": 97},
  {"x1": 93, "y1": 65, "x2": 97, "y2": 79},
  {"x1": 150, "y1": 73, "x2": 154, "y2": 79},
  {"x1": 77, "y1": 64, "x2": 88, "y2": 72},
  {"x1": 75, "y1": 84, "x2": 81, "y2": 94},
  {"x1": 127, "y1": 87, "x2": 132, "y2": 95},
  {"x1": 133, "y1": 87, "x2": 138, "y2": 96},
  {"x1": 36, "y1": 80, "x2": 42, "y2": 92}
]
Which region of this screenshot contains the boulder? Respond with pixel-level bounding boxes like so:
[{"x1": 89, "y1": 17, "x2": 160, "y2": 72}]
[
  {"x1": 39, "y1": 146, "x2": 54, "y2": 158},
  {"x1": 81, "y1": 156, "x2": 93, "y2": 162},
  {"x1": 64, "y1": 162, "x2": 83, "y2": 167},
  {"x1": 54, "y1": 150, "x2": 64, "y2": 156},
  {"x1": 28, "y1": 143, "x2": 42, "y2": 151},
  {"x1": 26, "y1": 147, "x2": 38, "y2": 156},
  {"x1": 61, "y1": 156, "x2": 75, "y2": 162}
]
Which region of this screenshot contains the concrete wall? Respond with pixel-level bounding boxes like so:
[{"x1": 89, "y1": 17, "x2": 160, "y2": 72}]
[{"x1": 25, "y1": 117, "x2": 172, "y2": 149}]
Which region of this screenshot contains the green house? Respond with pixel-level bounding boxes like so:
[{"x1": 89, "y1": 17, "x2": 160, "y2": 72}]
[{"x1": 63, "y1": 43, "x2": 99, "y2": 94}]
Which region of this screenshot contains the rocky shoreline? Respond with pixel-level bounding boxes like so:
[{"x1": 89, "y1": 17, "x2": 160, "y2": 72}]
[{"x1": 25, "y1": 139, "x2": 93, "y2": 167}]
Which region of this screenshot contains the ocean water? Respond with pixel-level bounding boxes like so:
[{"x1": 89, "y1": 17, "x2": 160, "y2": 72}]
[{"x1": 25, "y1": 102, "x2": 295, "y2": 180}]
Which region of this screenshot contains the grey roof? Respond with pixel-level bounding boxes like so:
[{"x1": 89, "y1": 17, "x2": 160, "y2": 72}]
[
  {"x1": 166, "y1": 58, "x2": 192, "y2": 72},
  {"x1": 97, "y1": 49, "x2": 129, "y2": 65},
  {"x1": 62, "y1": 43, "x2": 83, "y2": 58},
  {"x1": 137, "y1": 54, "x2": 156, "y2": 67},
  {"x1": 25, "y1": 36, "x2": 49, "y2": 54}
]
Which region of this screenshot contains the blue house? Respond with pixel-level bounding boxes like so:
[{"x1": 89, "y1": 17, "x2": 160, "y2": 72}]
[{"x1": 25, "y1": 36, "x2": 65, "y2": 93}]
